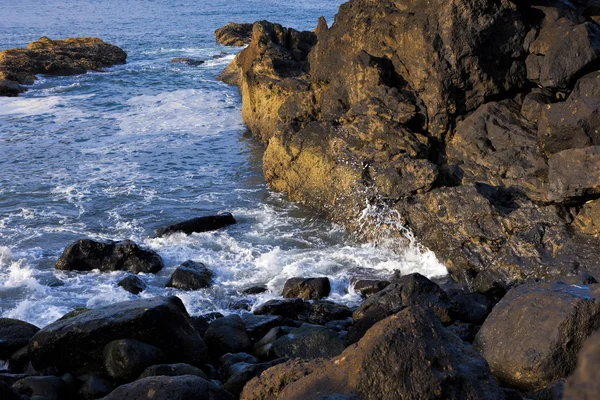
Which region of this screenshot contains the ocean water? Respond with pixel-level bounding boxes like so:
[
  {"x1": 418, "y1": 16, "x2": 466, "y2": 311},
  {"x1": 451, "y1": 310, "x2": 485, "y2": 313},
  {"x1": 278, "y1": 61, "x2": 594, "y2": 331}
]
[{"x1": 0, "y1": 0, "x2": 447, "y2": 328}]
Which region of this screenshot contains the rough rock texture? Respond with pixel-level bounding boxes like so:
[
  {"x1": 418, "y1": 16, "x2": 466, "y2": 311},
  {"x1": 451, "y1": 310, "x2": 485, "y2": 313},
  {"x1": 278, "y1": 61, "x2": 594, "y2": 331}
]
[
  {"x1": 221, "y1": 0, "x2": 600, "y2": 287},
  {"x1": 563, "y1": 329, "x2": 600, "y2": 399},
  {"x1": 247, "y1": 307, "x2": 504, "y2": 400},
  {"x1": 170, "y1": 57, "x2": 205, "y2": 66},
  {"x1": 166, "y1": 260, "x2": 213, "y2": 290},
  {"x1": 12, "y1": 376, "x2": 67, "y2": 400},
  {"x1": 0, "y1": 36, "x2": 126, "y2": 96},
  {"x1": 269, "y1": 325, "x2": 345, "y2": 360},
  {"x1": 55, "y1": 239, "x2": 163, "y2": 274},
  {"x1": 28, "y1": 296, "x2": 207, "y2": 374},
  {"x1": 155, "y1": 213, "x2": 236, "y2": 237},
  {"x1": 103, "y1": 339, "x2": 164, "y2": 381},
  {"x1": 282, "y1": 277, "x2": 330, "y2": 300},
  {"x1": 215, "y1": 22, "x2": 254, "y2": 46},
  {"x1": 203, "y1": 315, "x2": 253, "y2": 360},
  {"x1": 137, "y1": 363, "x2": 207, "y2": 380},
  {"x1": 474, "y1": 281, "x2": 600, "y2": 391},
  {"x1": 118, "y1": 274, "x2": 146, "y2": 294},
  {"x1": 102, "y1": 375, "x2": 234, "y2": 400},
  {"x1": 0, "y1": 318, "x2": 39, "y2": 360}
]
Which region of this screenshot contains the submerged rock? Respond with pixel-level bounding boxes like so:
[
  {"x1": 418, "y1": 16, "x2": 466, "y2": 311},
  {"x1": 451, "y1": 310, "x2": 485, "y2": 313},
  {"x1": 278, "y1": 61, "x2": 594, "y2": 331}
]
[
  {"x1": 28, "y1": 296, "x2": 207, "y2": 374},
  {"x1": 155, "y1": 212, "x2": 236, "y2": 236},
  {"x1": 170, "y1": 57, "x2": 204, "y2": 66},
  {"x1": 253, "y1": 298, "x2": 307, "y2": 319},
  {"x1": 215, "y1": 22, "x2": 253, "y2": 46},
  {"x1": 282, "y1": 277, "x2": 330, "y2": 300},
  {"x1": 102, "y1": 375, "x2": 234, "y2": 400},
  {"x1": 474, "y1": 281, "x2": 600, "y2": 391},
  {"x1": 55, "y1": 239, "x2": 163, "y2": 274},
  {"x1": 118, "y1": 274, "x2": 146, "y2": 295},
  {"x1": 0, "y1": 318, "x2": 39, "y2": 360},
  {"x1": 0, "y1": 36, "x2": 126, "y2": 96},
  {"x1": 166, "y1": 260, "x2": 213, "y2": 290}
]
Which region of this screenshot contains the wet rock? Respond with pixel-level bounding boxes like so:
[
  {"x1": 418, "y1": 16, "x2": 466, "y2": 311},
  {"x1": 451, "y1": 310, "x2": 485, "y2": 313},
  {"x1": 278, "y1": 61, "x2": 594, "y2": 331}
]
[
  {"x1": 253, "y1": 298, "x2": 307, "y2": 319},
  {"x1": 170, "y1": 57, "x2": 204, "y2": 66},
  {"x1": 203, "y1": 315, "x2": 252, "y2": 361},
  {"x1": 548, "y1": 146, "x2": 600, "y2": 202},
  {"x1": 215, "y1": 22, "x2": 253, "y2": 46},
  {"x1": 103, "y1": 339, "x2": 164, "y2": 381},
  {"x1": 58, "y1": 307, "x2": 91, "y2": 321},
  {"x1": 353, "y1": 272, "x2": 455, "y2": 325},
  {"x1": 7, "y1": 346, "x2": 29, "y2": 374},
  {"x1": 252, "y1": 327, "x2": 290, "y2": 359},
  {"x1": 307, "y1": 301, "x2": 351, "y2": 325},
  {"x1": 0, "y1": 318, "x2": 39, "y2": 360},
  {"x1": 155, "y1": 212, "x2": 236, "y2": 237},
  {"x1": 324, "y1": 319, "x2": 353, "y2": 332},
  {"x1": 350, "y1": 279, "x2": 390, "y2": 297},
  {"x1": 137, "y1": 363, "x2": 207, "y2": 380},
  {"x1": 474, "y1": 281, "x2": 600, "y2": 391},
  {"x1": 344, "y1": 305, "x2": 393, "y2": 346},
  {"x1": 223, "y1": 359, "x2": 286, "y2": 397},
  {"x1": 240, "y1": 358, "x2": 327, "y2": 400},
  {"x1": 117, "y1": 274, "x2": 146, "y2": 295},
  {"x1": 242, "y1": 286, "x2": 268, "y2": 295},
  {"x1": 526, "y1": 18, "x2": 600, "y2": 89},
  {"x1": 270, "y1": 324, "x2": 344, "y2": 360},
  {"x1": 0, "y1": 381, "x2": 20, "y2": 400},
  {"x1": 447, "y1": 321, "x2": 480, "y2": 343},
  {"x1": 563, "y1": 329, "x2": 600, "y2": 399},
  {"x1": 76, "y1": 374, "x2": 115, "y2": 400},
  {"x1": 219, "y1": 352, "x2": 258, "y2": 380},
  {"x1": 240, "y1": 313, "x2": 283, "y2": 341},
  {"x1": 166, "y1": 260, "x2": 213, "y2": 290},
  {"x1": 448, "y1": 290, "x2": 492, "y2": 325},
  {"x1": 190, "y1": 313, "x2": 224, "y2": 337},
  {"x1": 229, "y1": 299, "x2": 252, "y2": 311},
  {"x1": 282, "y1": 277, "x2": 330, "y2": 300},
  {"x1": 102, "y1": 375, "x2": 234, "y2": 400},
  {"x1": 0, "y1": 374, "x2": 27, "y2": 387},
  {"x1": 0, "y1": 37, "x2": 126, "y2": 96},
  {"x1": 12, "y1": 376, "x2": 67, "y2": 400},
  {"x1": 271, "y1": 307, "x2": 504, "y2": 399},
  {"x1": 55, "y1": 239, "x2": 163, "y2": 274},
  {"x1": 29, "y1": 296, "x2": 207, "y2": 374}
]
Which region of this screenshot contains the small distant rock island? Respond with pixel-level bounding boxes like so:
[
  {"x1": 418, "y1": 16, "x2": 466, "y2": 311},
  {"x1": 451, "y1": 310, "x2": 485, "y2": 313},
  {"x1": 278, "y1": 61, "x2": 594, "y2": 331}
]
[{"x1": 0, "y1": 36, "x2": 126, "y2": 96}]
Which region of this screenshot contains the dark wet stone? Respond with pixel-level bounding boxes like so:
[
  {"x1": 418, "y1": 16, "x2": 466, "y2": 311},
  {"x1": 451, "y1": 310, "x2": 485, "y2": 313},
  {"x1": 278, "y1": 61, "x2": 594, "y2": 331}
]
[
  {"x1": 155, "y1": 213, "x2": 236, "y2": 237},
  {"x1": 137, "y1": 363, "x2": 207, "y2": 380},
  {"x1": 203, "y1": 315, "x2": 252, "y2": 361},
  {"x1": 118, "y1": 274, "x2": 147, "y2": 295},
  {"x1": 282, "y1": 277, "x2": 331, "y2": 300},
  {"x1": 166, "y1": 260, "x2": 213, "y2": 290},
  {"x1": 170, "y1": 57, "x2": 205, "y2": 66},
  {"x1": 102, "y1": 375, "x2": 234, "y2": 400},
  {"x1": 0, "y1": 318, "x2": 39, "y2": 360},
  {"x1": 103, "y1": 339, "x2": 164, "y2": 381}
]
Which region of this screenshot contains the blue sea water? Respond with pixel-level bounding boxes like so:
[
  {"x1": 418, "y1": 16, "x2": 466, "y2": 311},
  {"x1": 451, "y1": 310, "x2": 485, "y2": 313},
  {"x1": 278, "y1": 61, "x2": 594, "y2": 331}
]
[{"x1": 0, "y1": 0, "x2": 446, "y2": 328}]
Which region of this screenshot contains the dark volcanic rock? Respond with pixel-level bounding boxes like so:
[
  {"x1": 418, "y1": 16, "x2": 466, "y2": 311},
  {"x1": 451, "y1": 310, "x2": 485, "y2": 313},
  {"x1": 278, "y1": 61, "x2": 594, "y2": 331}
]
[
  {"x1": 190, "y1": 313, "x2": 224, "y2": 337},
  {"x1": 307, "y1": 301, "x2": 352, "y2": 325},
  {"x1": 118, "y1": 274, "x2": 146, "y2": 295},
  {"x1": 563, "y1": 329, "x2": 600, "y2": 399},
  {"x1": 102, "y1": 375, "x2": 234, "y2": 400},
  {"x1": 223, "y1": 359, "x2": 287, "y2": 397},
  {"x1": 282, "y1": 277, "x2": 330, "y2": 300},
  {"x1": 270, "y1": 324, "x2": 344, "y2": 360},
  {"x1": 103, "y1": 339, "x2": 164, "y2": 381},
  {"x1": 170, "y1": 57, "x2": 205, "y2": 66},
  {"x1": 0, "y1": 318, "x2": 39, "y2": 360},
  {"x1": 219, "y1": 352, "x2": 259, "y2": 380},
  {"x1": 0, "y1": 36, "x2": 126, "y2": 96},
  {"x1": 12, "y1": 376, "x2": 67, "y2": 400},
  {"x1": 253, "y1": 298, "x2": 307, "y2": 319},
  {"x1": 76, "y1": 374, "x2": 115, "y2": 400},
  {"x1": 256, "y1": 307, "x2": 504, "y2": 400},
  {"x1": 0, "y1": 381, "x2": 20, "y2": 400},
  {"x1": 240, "y1": 313, "x2": 283, "y2": 340},
  {"x1": 474, "y1": 281, "x2": 600, "y2": 391},
  {"x1": 351, "y1": 279, "x2": 390, "y2": 297},
  {"x1": 155, "y1": 212, "x2": 236, "y2": 236},
  {"x1": 203, "y1": 315, "x2": 252, "y2": 360},
  {"x1": 166, "y1": 260, "x2": 213, "y2": 290},
  {"x1": 137, "y1": 363, "x2": 207, "y2": 380},
  {"x1": 28, "y1": 296, "x2": 207, "y2": 374},
  {"x1": 242, "y1": 286, "x2": 268, "y2": 295},
  {"x1": 55, "y1": 239, "x2": 163, "y2": 274},
  {"x1": 215, "y1": 22, "x2": 253, "y2": 46},
  {"x1": 548, "y1": 146, "x2": 600, "y2": 202}
]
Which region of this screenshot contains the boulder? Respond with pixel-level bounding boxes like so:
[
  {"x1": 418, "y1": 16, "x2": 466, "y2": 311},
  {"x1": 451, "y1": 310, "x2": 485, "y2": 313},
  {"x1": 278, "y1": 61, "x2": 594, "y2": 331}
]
[
  {"x1": 155, "y1": 213, "x2": 236, "y2": 237},
  {"x1": 252, "y1": 327, "x2": 290, "y2": 359},
  {"x1": 563, "y1": 329, "x2": 600, "y2": 399},
  {"x1": 282, "y1": 277, "x2": 330, "y2": 300},
  {"x1": 307, "y1": 301, "x2": 352, "y2": 325},
  {"x1": 190, "y1": 313, "x2": 224, "y2": 337},
  {"x1": 137, "y1": 363, "x2": 207, "y2": 380},
  {"x1": 350, "y1": 279, "x2": 390, "y2": 297},
  {"x1": 474, "y1": 281, "x2": 600, "y2": 391},
  {"x1": 242, "y1": 286, "x2": 268, "y2": 295},
  {"x1": 0, "y1": 318, "x2": 39, "y2": 360},
  {"x1": 253, "y1": 298, "x2": 307, "y2": 319},
  {"x1": 117, "y1": 274, "x2": 146, "y2": 295},
  {"x1": 12, "y1": 376, "x2": 67, "y2": 400},
  {"x1": 215, "y1": 22, "x2": 253, "y2": 46},
  {"x1": 0, "y1": 382, "x2": 20, "y2": 400},
  {"x1": 103, "y1": 339, "x2": 164, "y2": 381},
  {"x1": 548, "y1": 146, "x2": 600, "y2": 202},
  {"x1": 344, "y1": 305, "x2": 394, "y2": 346},
  {"x1": 170, "y1": 57, "x2": 204, "y2": 66},
  {"x1": 203, "y1": 315, "x2": 252, "y2": 360},
  {"x1": 55, "y1": 239, "x2": 163, "y2": 273},
  {"x1": 262, "y1": 307, "x2": 504, "y2": 399},
  {"x1": 7, "y1": 346, "x2": 29, "y2": 373},
  {"x1": 353, "y1": 272, "x2": 455, "y2": 324},
  {"x1": 28, "y1": 296, "x2": 207, "y2": 374},
  {"x1": 76, "y1": 374, "x2": 115, "y2": 400},
  {"x1": 102, "y1": 375, "x2": 234, "y2": 400},
  {"x1": 219, "y1": 352, "x2": 259, "y2": 380},
  {"x1": 166, "y1": 260, "x2": 213, "y2": 290},
  {"x1": 270, "y1": 324, "x2": 344, "y2": 360},
  {"x1": 240, "y1": 313, "x2": 283, "y2": 340},
  {"x1": 573, "y1": 198, "x2": 600, "y2": 236},
  {"x1": 447, "y1": 290, "x2": 492, "y2": 325},
  {"x1": 223, "y1": 359, "x2": 287, "y2": 397},
  {"x1": 0, "y1": 37, "x2": 127, "y2": 96}
]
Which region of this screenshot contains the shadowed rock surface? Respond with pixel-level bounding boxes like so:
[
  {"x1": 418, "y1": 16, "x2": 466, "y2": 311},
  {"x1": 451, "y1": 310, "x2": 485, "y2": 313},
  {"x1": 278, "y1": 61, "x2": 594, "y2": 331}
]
[
  {"x1": 0, "y1": 318, "x2": 39, "y2": 360},
  {"x1": 166, "y1": 260, "x2": 213, "y2": 290},
  {"x1": 563, "y1": 329, "x2": 600, "y2": 399},
  {"x1": 156, "y1": 213, "x2": 236, "y2": 236},
  {"x1": 215, "y1": 22, "x2": 254, "y2": 46},
  {"x1": 0, "y1": 36, "x2": 126, "y2": 96}
]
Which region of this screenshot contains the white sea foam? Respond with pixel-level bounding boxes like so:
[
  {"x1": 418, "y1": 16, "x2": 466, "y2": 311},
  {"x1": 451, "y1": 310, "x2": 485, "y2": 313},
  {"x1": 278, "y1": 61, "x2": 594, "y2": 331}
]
[{"x1": 0, "y1": 95, "x2": 90, "y2": 121}]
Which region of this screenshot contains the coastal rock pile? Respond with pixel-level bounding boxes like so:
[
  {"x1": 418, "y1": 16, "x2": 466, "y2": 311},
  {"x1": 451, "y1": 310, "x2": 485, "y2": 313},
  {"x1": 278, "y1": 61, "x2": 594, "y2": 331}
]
[
  {"x1": 0, "y1": 36, "x2": 126, "y2": 96},
  {"x1": 220, "y1": 0, "x2": 600, "y2": 291}
]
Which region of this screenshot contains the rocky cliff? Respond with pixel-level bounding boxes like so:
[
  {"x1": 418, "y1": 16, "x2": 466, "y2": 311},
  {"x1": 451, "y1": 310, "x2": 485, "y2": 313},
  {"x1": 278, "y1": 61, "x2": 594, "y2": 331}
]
[{"x1": 221, "y1": 0, "x2": 600, "y2": 289}]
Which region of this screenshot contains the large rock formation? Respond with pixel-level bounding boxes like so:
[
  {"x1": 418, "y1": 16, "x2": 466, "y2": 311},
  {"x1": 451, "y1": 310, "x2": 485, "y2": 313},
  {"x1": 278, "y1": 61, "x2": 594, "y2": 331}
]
[
  {"x1": 0, "y1": 36, "x2": 126, "y2": 96},
  {"x1": 220, "y1": 0, "x2": 600, "y2": 287}
]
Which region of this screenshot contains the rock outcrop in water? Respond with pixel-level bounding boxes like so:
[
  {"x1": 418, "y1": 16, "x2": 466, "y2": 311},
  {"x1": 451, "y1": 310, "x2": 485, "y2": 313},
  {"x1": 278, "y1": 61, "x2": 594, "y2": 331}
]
[
  {"x1": 0, "y1": 37, "x2": 126, "y2": 96},
  {"x1": 220, "y1": 1, "x2": 600, "y2": 290},
  {"x1": 215, "y1": 22, "x2": 254, "y2": 46}
]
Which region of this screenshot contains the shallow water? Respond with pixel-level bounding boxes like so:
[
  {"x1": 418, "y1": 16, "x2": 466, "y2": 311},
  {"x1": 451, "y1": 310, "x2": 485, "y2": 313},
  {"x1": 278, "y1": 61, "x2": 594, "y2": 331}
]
[{"x1": 0, "y1": 0, "x2": 447, "y2": 328}]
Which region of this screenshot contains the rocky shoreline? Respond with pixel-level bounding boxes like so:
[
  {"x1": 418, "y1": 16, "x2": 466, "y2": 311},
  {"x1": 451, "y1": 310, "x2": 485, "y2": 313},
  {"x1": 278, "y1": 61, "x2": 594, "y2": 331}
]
[{"x1": 4, "y1": 0, "x2": 600, "y2": 398}]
